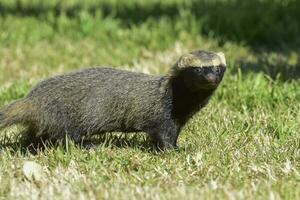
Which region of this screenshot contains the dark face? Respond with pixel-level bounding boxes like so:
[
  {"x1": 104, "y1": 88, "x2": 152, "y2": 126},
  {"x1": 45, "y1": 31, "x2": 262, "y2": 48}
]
[
  {"x1": 182, "y1": 65, "x2": 226, "y2": 91},
  {"x1": 174, "y1": 50, "x2": 227, "y2": 91}
]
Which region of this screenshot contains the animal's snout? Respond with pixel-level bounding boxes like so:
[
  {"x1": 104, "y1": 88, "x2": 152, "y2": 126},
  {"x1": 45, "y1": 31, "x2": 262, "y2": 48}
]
[{"x1": 206, "y1": 73, "x2": 217, "y2": 83}]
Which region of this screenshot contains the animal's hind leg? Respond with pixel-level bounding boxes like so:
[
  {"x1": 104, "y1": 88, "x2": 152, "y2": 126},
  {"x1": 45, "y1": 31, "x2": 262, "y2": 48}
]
[{"x1": 20, "y1": 125, "x2": 50, "y2": 150}]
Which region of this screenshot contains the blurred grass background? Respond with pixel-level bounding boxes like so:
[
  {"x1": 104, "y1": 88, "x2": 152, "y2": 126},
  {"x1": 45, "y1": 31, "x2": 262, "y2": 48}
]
[
  {"x1": 0, "y1": 0, "x2": 299, "y2": 82},
  {"x1": 0, "y1": 0, "x2": 299, "y2": 199}
]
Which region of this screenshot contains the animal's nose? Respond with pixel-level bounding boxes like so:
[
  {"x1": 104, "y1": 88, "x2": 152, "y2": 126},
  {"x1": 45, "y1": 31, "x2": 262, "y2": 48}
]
[{"x1": 206, "y1": 73, "x2": 217, "y2": 83}]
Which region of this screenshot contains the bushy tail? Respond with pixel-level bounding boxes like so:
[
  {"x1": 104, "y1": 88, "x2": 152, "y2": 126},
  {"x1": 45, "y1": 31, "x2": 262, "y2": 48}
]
[{"x1": 0, "y1": 99, "x2": 35, "y2": 130}]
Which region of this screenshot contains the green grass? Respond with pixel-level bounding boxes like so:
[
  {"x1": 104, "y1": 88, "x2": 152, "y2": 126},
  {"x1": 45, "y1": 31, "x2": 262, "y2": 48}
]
[{"x1": 0, "y1": 0, "x2": 300, "y2": 199}]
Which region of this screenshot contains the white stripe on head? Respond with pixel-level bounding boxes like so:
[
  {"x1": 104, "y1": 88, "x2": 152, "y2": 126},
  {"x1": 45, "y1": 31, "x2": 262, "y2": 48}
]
[{"x1": 178, "y1": 51, "x2": 226, "y2": 68}]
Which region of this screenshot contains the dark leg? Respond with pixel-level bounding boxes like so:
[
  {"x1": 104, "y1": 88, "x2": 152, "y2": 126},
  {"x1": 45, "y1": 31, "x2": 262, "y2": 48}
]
[
  {"x1": 20, "y1": 127, "x2": 50, "y2": 153},
  {"x1": 20, "y1": 125, "x2": 40, "y2": 147},
  {"x1": 149, "y1": 119, "x2": 179, "y2": 150}
]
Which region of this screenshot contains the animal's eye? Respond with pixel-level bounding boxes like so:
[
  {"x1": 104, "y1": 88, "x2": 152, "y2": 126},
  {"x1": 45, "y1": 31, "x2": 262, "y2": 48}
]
[
  {"x1": 215, "y1": 67, "x2": 222, "y2": 74},
  {"x1": 194, "y1": 68, "x2": 203, "y2": 73}
]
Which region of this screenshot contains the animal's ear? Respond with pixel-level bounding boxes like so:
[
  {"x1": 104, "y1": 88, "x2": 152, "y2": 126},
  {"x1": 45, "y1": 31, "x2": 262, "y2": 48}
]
[{"x1": 216, "y1": 52, "x2": 226, "y2": 67}]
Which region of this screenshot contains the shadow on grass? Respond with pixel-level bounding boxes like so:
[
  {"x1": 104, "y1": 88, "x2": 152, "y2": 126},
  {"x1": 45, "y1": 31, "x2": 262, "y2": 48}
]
[
  {"x1": 0, "y1": 132, "x2": 157, "y2": 155},
  {"x1": 235, "y1": 51, "x2": 300, "y2": 81}
]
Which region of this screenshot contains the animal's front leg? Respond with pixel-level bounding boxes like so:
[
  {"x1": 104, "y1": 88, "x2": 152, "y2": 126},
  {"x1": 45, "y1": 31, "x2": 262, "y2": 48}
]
[{"x1": 150, "y1": 120, "x2": 179, "y2": 150}]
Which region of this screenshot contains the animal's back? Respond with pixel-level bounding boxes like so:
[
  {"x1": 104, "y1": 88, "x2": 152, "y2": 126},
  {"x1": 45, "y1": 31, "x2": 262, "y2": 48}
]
[{"x1": 24, "y1": 67, "x2": 167, "y2": 139}]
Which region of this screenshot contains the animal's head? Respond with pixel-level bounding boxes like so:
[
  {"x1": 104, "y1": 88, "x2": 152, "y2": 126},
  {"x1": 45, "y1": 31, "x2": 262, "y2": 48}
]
[{"x1": 172, "y1": 50, "x2": 227, "y2": 91}]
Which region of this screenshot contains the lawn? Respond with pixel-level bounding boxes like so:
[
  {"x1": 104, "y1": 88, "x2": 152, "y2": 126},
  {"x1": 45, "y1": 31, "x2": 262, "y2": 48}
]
[{"x1": 0, "y1": 0, "x2": 299, "y2": 199}]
